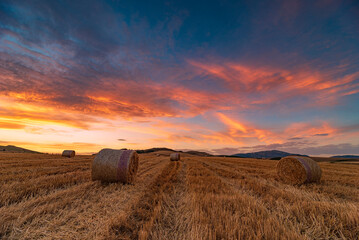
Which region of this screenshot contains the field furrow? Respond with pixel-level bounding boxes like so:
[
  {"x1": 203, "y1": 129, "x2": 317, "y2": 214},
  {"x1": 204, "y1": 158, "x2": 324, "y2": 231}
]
[
  {"x1": 107, "y1": 161, "x2": 182, "y2": 240},
  {"x1": 148, "y1": 162, "x2": 191, "y2": 240}
]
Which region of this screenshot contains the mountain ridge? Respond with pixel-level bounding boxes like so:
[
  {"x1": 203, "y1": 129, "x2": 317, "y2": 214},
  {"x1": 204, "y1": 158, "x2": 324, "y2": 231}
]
[
  {"x1": 231, "y1": 150, "x2": 308, "y2": 159},
  {"x1": 331, "y1": 155, "x2": 359, "y2": 159},
  {"x1": 0, "y1": 145, "x2": 42, "y2": 154}
]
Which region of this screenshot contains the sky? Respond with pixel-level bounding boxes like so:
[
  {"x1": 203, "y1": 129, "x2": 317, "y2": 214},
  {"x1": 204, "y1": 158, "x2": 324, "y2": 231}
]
[{"x1": 0, "y1": 0, "x2": 359, "y2": 155}]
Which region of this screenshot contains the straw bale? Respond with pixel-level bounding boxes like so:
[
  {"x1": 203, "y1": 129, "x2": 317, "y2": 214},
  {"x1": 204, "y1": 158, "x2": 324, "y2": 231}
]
[
  {"x1": 170, "y1": 153, "x2": 180, "y2": 161},
  {"x1": 277, "y1": 156, "x2": 322, "y2": 185},
  {"x1": 62, "y1": 150, "x2": 75, "y2": 158},
  {"x1": 91, "y1": 149, "x2": 139, "y2": 183}
]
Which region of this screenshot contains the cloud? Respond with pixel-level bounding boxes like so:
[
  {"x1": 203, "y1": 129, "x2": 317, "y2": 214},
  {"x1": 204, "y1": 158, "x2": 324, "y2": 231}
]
[
  {"x1": 0, "y1": 0, "x2": 210, "y2": 123},
  {"x1": 217, "y1": 113, "x2": 248, "y2": 133},
  {"x1": 283, "y1": 121, "x2": 336, "y2": 139},
  {"x1": 188, "y1": 60, "x2": 359, "y2": 110},
  {"x1": 117, "y1": 139, "x2": 126, "y2": 141},
  {"x1": 338, "y1": 124, "x2": 359, "y2": 133},
  {"x1": 145, "y1": 113, "x2": 354, "y2": 155},
  {"x1": 24, "y1": 126, "x2": 68, "y2": 135},
  {"x1": 0, "y1": 1, "x2": 358, "y2": 127},
  {"x1": 0, "y1": 48, "x2": 226, "y2": 124},
  {"x1": 313, "y1": 133, "x2": 329, "y2": 136},
  {"x1": 288, "y1": 137, "x2": 303, "y2": 140},
  {"x1": 153, "y1": 134, "x2": 197, "y2": 143},
  {"x1": 215, "y1": 112, "x2": 283, "y2": 144},
  {"x1": 0, "y1": 121, "x2": 25, "y2": 129},
  {"x1": 0, "y1": 100, "x2": 100, "y2": 129}
]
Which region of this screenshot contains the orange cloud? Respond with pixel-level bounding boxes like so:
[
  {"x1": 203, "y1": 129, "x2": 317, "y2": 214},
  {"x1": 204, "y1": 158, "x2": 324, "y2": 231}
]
[
  {"x1": 284, "y1": 121, "x2": 337, "y2": 139},
  {"x1": 0, "y1": 121, "x2": 26, "y2": 129},
  {"x1": 216, "y1": 112, "x2": 281, "y2": 144},
  {"x1": 0, "y1": 74, "x2": 225, "y2": 128},
  {"x1": 217, "y1": 113, "x2": 247, "y2": 133},
  {"x1": 0, "y1": 98, "x2": 97, "y2": 129}
]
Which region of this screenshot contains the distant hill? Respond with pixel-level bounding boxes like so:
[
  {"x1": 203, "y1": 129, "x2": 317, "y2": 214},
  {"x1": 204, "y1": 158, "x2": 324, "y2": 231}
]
[
  {"x1": 331, "y1": 155, "x2": 359, "y2": 159},
  {"x1": 0, "y1": 145, "x2": 41, "y2": 154},
  {"x1": 136, "y1": 148, "x2": 175, "y2": 154},
  {"x1": 186, "y1": 151, "x2": 212, "y2": 157},
  {"x1": 231, "y1": 150, "x2": 307, "y2": 159},
  {"x1": 136, "y1": 148, "x2": 213, "y2": 157},
  {"x1": 137, "y1": 148, "x2": 308, "y2": 159}
]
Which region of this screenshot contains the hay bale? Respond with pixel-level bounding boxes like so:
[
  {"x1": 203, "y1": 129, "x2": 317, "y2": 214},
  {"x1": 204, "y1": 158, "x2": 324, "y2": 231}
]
[
  {"x1": 62, "y1": 150, "x2": 75, "y2": 158},
  {"x1": 170, "y1": 153, "x2": 180, "y2": 161},
  {"x1": 92, "y1": 149, "x2": 139, "y2": 183},
  {"x1": 277, "y1": 156, "x2": 322, "y2": 185}
]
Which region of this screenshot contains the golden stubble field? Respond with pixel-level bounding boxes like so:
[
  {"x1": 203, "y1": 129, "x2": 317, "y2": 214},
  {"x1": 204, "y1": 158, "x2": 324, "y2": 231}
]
[{"x1": 0, "y1": 152, "x2": 358, "y2": 240}]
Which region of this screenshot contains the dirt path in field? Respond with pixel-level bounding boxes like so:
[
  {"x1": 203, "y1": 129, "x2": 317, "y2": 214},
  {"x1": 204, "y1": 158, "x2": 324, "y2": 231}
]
[
  {"x1": 107, "y1": 161, "x2": 183, "y2": 240},
  {"x1": 148, "y1": 161, "x2": 191, "y2": 240}
]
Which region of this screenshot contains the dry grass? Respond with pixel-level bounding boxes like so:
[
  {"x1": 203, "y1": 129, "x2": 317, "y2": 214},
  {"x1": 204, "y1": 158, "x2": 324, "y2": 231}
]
[{"x1": 1, "y1": 152, "x2": 358, "y2": 239}]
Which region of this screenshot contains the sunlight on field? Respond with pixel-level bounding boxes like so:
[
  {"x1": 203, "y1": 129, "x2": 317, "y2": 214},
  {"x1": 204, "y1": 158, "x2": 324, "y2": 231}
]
[{"x1": 1, "y1": 152, "x2": 359, "y2": 239}]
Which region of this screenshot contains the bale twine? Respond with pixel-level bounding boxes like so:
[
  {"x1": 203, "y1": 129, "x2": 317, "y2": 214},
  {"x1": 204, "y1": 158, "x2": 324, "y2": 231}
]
[
  {"x1": 62, "y1": 150, "x2": 75, "y2": 158},
  {"x1": 170, "y1": 153, "x2": 180, "y2": 161},
  {"x1": 91, "y1": 149, "x2": 139, "y2": 183},
  {"x1": 277, "y1": 156, "x2": 322, "y2": 185}
]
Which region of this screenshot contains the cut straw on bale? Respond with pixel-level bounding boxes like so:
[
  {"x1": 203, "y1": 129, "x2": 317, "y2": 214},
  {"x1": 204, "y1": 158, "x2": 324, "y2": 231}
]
[
  {"x1": 92, "y1": 149, "x2": 139, "y2": 184},
  {"x1": 62, "y1": 150, "x2": 75, "y2": 158},
  {"x1": 170, "y1": 153, "x2": 180, "y2": 161},
  {"x1": 277, "y1": 156, "x2": 322, "y2": 185}
]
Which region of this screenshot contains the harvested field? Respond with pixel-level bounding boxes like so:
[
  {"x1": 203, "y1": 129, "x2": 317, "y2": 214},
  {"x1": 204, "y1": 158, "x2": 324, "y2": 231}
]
[{"x1": 1, "y1": 152, "x2": 359, "y2": 239}]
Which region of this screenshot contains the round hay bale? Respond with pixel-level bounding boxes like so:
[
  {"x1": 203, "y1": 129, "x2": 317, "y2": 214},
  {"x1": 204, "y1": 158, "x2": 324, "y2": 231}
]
[
  {"x1": 92, "y1": 149, "x2": 139, "y2": 183},
  {"x1": 277, "y1": 156, "x2": 322, "y2": 185},
  {"x1": 170, "y1": 153, "x2": 180, "y2": 161},
  {"x1": 62, "y1": 150, "x2": 75, "y2": 158}
]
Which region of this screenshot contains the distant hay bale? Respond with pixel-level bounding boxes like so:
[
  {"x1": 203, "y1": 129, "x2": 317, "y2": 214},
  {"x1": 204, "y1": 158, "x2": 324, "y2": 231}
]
[
  {"x1": 277, "y1": 156, "x2": 322, "y2": 185},
  {"x1": 170, "y1": 153, "x2": 180, "y2": 161},
  {"x1": 62, "y1": 150, "x2": 75, "y2": 158},
  {"x1": 92, "y1": 149, "x2": 139, "y2": 183}
]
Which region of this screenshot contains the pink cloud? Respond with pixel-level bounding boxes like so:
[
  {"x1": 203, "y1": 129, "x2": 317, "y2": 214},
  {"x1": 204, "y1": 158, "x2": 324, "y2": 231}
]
[{"x1": 188, "y1": 60, "x2": 359, "y2": 109}]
